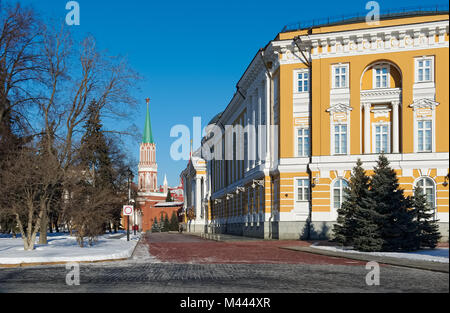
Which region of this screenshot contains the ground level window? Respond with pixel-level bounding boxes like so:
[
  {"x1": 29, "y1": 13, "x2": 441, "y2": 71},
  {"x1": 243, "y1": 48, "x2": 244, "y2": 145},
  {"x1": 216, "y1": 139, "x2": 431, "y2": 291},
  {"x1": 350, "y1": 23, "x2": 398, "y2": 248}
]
[
  {"x1": 296, "y1": 179, "x2": 310, "y2": 201},
  {"x1": 333, "y1": 179, "x2": 349, "y2": 209},
  {"x1": 415, "y1": 177, "x2": 436, "y2": 210}
]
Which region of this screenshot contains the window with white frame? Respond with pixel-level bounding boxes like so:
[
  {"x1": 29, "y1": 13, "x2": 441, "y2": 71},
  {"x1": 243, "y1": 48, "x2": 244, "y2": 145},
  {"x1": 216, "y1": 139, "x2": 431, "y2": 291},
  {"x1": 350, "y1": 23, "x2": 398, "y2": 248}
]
[
  {"x1": 296, "y1": 179, "x2": 310, "y2": 202},
  {"x1": 415, "y1": 177, "x2": 436, "y2": 210},
  {"x1": 373, "y1": 65, "x2": 390, "y2": 89},
  {"x1": 332, "y1": 64, "x2": 349, "y2": 88},
  {"x1": 417, "y1": 120, "x2": 432, "y2": 152},
  {"x1": 415, "y1": 57, "x2": 434, "y2": 83},
  {"x1": 334, "y1": 124, "x2": 348, "y2": 154},
  {"x1": 332, "y1": 179, "x2": 349, "y2": 209},
  {"x1": 374, "y1": 124, "x2": 390, "y2": 153},
  {"x1": 296, "y1": 128, "x2": 310, "y2": 157},
  {"x1": 297, "y1": 71, "x2": 309, "y2": 93}
]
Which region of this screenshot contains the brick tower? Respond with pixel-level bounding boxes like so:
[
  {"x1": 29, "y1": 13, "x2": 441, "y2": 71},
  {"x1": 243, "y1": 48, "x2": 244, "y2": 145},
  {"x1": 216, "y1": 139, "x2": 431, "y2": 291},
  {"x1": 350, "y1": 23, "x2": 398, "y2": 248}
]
[{"x1": 138, "y1": 98, "x2": 158, "y2": 192}]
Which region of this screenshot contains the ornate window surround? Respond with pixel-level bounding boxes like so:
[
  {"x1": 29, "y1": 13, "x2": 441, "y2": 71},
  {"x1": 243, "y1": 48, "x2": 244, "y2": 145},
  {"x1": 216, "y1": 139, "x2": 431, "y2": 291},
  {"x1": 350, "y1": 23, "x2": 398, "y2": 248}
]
[
  {"x1": 327, "y1": 103, "x2": 352, "y2": 156},
  {"x1": 410, "y1": 98, "x2": 439, "y2": 153}
]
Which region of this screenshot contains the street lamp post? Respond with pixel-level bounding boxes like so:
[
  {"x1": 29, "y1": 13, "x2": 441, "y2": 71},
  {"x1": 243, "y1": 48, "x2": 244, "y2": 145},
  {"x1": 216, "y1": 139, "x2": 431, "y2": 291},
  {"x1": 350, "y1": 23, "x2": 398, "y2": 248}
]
[
  {"x1": 133, "y1": 204, "x2": 137, "y2": 235},
  {"x1": 127, "y1": 168, "x2": 133, "y2": 241}
]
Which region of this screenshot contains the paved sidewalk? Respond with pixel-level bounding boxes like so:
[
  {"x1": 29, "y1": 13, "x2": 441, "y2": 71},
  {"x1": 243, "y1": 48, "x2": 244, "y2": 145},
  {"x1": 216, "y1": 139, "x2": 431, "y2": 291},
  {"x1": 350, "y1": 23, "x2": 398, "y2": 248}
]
[{"x1": 281, "y1": 246, "x2": 449, "y2": 273}]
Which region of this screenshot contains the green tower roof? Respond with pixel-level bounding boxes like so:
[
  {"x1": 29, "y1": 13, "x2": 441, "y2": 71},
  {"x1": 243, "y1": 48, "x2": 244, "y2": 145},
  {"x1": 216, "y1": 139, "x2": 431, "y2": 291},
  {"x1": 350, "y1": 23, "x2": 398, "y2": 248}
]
[{"x1": 142, "y1": 103, "x2": 154, "y2": 144}]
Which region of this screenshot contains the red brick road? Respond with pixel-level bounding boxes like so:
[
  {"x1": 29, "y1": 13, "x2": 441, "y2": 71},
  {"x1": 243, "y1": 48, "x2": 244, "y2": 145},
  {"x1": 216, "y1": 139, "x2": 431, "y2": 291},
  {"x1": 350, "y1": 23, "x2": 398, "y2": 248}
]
[{"x1": 145, "y1": 233, "x2": 366, "y2": 266}]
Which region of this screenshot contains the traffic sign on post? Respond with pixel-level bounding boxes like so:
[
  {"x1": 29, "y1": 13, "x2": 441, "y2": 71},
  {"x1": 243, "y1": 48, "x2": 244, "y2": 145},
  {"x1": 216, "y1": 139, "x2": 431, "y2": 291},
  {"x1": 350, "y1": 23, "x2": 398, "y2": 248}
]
[{"x1": 123, "y1": 205, "x2": 134, "y2": 216}]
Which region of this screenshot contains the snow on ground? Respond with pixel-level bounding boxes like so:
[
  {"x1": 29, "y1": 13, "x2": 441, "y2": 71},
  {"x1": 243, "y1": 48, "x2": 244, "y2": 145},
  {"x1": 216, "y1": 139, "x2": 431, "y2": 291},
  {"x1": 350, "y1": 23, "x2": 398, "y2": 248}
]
[
  {"x1": 311, "y1": 243, "x2": 449, "y2": 263},
  {"x1": 0, "y1": 231, "x2": 141, "y2": 265}
]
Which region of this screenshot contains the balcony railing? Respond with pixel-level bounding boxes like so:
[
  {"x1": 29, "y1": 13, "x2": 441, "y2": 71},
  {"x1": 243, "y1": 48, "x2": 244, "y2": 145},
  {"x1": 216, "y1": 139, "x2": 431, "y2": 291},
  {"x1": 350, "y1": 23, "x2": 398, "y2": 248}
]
[{"x1": 281, "y1": 4, "x2": 449, "y2": 33}]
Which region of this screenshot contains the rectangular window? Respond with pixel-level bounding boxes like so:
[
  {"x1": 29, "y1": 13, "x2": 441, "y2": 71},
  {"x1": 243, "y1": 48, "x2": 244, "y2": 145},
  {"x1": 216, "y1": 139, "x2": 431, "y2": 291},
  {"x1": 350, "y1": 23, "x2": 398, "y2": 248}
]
[
  {"x1": 416, "y1": 58, "x2": 433, "y2": 82},
  {"x1": 297, "y1": 128, "x2": 310, "y2": 157},
  {"x1": 296, "y1": 179, "x2": 310, "y2": 201},
  {"x1": 297, "y1": 72, "x2": 309, "y2": 92},
  {"x1": 374, "y1": 124, "x2": 390, "y2": 153},
  {"x1": 334, "y1": 124, "x2": 347, "y2": 154},
  {"x1": 418, "y1": 120, "x2": 432, "y2": 152},
  {"x1": 333, "y1": 65, "x2": 348, "y2": 88},
  {"x1": 333, "y1": 188, "x2": 341, "y2": 209},
  {"x1": 374, "y1": 66, "x2": 389, "y2": 88}
]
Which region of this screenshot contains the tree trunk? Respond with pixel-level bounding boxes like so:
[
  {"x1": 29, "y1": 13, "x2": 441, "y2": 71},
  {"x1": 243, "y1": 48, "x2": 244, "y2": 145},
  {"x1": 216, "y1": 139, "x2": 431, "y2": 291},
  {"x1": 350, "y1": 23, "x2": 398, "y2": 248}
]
[{"x1": 39, "y1": 210, "x2": 48, "y2": 244}]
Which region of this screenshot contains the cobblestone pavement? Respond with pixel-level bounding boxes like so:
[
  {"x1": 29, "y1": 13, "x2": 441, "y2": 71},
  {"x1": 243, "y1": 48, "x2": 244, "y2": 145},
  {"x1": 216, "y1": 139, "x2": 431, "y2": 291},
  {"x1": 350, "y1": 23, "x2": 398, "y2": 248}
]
[
  {"x1": 145, "y1": 233, "x2": 369, "y2": 265},
  {"x1": 0, "y1": 233, "x2": 448, "y2": 293}
]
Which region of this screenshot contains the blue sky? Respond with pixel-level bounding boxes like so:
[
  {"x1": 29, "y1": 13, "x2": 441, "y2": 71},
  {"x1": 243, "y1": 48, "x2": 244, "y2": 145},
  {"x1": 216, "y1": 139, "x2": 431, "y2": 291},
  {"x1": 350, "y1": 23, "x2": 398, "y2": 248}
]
[{"x1": 13, "y1": 0, "x2": 447, "y2": 187}]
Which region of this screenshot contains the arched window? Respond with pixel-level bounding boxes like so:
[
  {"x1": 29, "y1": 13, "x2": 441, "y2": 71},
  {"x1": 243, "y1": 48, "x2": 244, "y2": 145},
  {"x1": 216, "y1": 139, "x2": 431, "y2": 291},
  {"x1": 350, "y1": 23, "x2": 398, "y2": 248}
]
[
  {"x1": 415, "y1": 177, "x2": 436, "y2": 209},
  {"x1": 332, "y1": 179, "x2": 349, "y2": 209}
]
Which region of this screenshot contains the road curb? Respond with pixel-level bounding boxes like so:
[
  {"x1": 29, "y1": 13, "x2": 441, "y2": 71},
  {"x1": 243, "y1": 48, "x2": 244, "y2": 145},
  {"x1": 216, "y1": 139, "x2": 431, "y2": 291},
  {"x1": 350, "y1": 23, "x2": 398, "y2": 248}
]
[
  {"x1": 129, "y1": 234, "x2": 144, "y2": 259},
  {"x1": 0, "y1": 258, "x2": 130, "y2": 269},
  {"x1": 280, "y1": 246, "x2": 449, "y2": 273}
]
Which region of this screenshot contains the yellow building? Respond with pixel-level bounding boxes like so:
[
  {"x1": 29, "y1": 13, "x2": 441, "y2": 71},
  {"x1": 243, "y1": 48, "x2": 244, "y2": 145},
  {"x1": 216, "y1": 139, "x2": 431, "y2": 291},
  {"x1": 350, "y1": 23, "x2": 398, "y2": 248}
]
[{"x1": 181, "y1": 10, "x2": 449, "y2": 240}]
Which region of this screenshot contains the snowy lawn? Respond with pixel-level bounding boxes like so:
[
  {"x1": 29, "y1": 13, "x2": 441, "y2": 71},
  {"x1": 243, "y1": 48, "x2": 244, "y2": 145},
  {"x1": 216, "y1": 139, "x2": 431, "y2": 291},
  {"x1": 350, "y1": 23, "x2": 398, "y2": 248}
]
[
  {"x1": 311, "y1": 243, "x2": 449, "y2": 263},
  {"x1": 0, "y1": 231, "x2": 141, "y2": 265}
]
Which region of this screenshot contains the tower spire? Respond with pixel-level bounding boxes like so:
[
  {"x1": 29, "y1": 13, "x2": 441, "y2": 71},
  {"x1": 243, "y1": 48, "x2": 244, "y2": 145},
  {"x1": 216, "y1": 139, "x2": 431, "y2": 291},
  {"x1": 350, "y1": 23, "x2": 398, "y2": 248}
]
[{"x1": 143, "y1": 98, "x2": 154, "y2": 144}]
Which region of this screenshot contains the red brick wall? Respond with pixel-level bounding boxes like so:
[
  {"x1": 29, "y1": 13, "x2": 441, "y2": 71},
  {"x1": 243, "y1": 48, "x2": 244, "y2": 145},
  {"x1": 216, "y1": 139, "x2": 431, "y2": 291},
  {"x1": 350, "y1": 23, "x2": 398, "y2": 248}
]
[
  {"x1": 140, "y1": 203, "x2": 182, "y2": 232},
  {"x1": 122, "y1": 200, "x2": 182, "y2": 232}
]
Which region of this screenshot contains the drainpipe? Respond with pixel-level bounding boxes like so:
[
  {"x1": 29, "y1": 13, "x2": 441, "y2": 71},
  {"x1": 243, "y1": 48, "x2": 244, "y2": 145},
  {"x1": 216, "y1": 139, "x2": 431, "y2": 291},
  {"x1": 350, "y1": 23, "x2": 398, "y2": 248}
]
[{"x1": 294, "y1": 34, "x2": 313, "y2": 240}]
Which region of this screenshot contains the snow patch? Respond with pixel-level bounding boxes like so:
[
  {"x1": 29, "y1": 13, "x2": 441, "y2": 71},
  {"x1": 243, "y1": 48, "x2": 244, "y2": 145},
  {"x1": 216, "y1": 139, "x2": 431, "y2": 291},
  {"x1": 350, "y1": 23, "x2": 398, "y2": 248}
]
[
  {"x1": 0, "y1": 231, "x2": 141, "y2": 265},
  {"x1": 311, "y1": 243, "x2": 449, "y2": 263}
]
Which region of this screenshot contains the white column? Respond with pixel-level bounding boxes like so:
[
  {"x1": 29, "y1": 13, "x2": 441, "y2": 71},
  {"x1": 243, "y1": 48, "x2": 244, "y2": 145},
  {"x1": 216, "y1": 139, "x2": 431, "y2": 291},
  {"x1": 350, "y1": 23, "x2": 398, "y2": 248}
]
[
  {"x1": 392, "y1": 101, "x2": 400, "y2": 154},
  {"x1": 182, "y1": 176, "x2": 187, "y2": 209},
  {"x1": 246, "y1": 97, "x2": 252, "y2": 171},
  {"x1": 265, "y1": 72, "x2": 271, "y2": 167},
  {"x1": 363, "y1": 103, "x2": 371, "y2": 154},
  {"x1": 257, "y1": 86, "x2": 263, "y2": 165},
  {"x1": 251, "y1": 93, "x2": 256, "y2": 169},
  {"x1": 195, "y1": 177, "x2": 201, "y2": 222}
]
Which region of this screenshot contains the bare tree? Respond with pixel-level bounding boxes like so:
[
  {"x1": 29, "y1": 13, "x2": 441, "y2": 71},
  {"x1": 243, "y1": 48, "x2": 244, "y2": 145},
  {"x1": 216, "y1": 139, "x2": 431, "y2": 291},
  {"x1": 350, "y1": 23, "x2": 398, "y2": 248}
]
[
  {"x1": 0, "y1": 3, "x2": 42, "y2": 135},
  {"x1": 0, "y1": 3, "x2": 141, "y2": 250},
  {"x1": 34, "y1": 20, "x2": 140, "y2": 244},
  {"x1": 35, "y1": 22, "x2": 71, "y2": 244},
  {"x1": 0, "y1": 143, "x2": 60, "y2": 250},
  {"x1": 63, "y1": 161, "x2": 127, "y2": 247}
]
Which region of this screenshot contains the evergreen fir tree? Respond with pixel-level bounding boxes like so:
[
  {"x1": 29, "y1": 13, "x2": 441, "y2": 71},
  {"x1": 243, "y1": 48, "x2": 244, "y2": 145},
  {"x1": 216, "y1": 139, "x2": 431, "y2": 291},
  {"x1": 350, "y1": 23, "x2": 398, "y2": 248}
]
[
  {"x1": 80, "y1": 101, "x2": 114, "y2": 189},
  {"x1": 163, "y1": 214, "x2": 170, "y2": 232},
  {"x1": 151, "y1": 217, "x2": 159, "y2": 233},
  {"x1": 352, "y1": 197, "x2": 384, "y2": 252},
  {"x1": 169, "y1": 211, "x2": 179, "y2": 231},
  {"x1": 333, "y1": 159, "x2": 384, "y2": 251},
  {"x1": 166, "y1": 191, "x2": 173, "y2": 202},
  {"x1": 370, "y1": 154, "x2": 417, "y2": 251},
  {"x1": 413, "y1": 187, "x2": 441, "y2": 249}
]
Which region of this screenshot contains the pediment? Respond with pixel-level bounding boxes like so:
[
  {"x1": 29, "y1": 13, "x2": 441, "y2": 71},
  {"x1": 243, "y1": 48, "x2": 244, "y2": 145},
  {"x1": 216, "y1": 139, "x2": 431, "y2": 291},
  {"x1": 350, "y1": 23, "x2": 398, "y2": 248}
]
[
  {"x1": 326, "y1": 103, "x2": 353, "y2": 113},
  {"x1": 409, "y1": 98, "x2": 439, "y2": 109}
]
